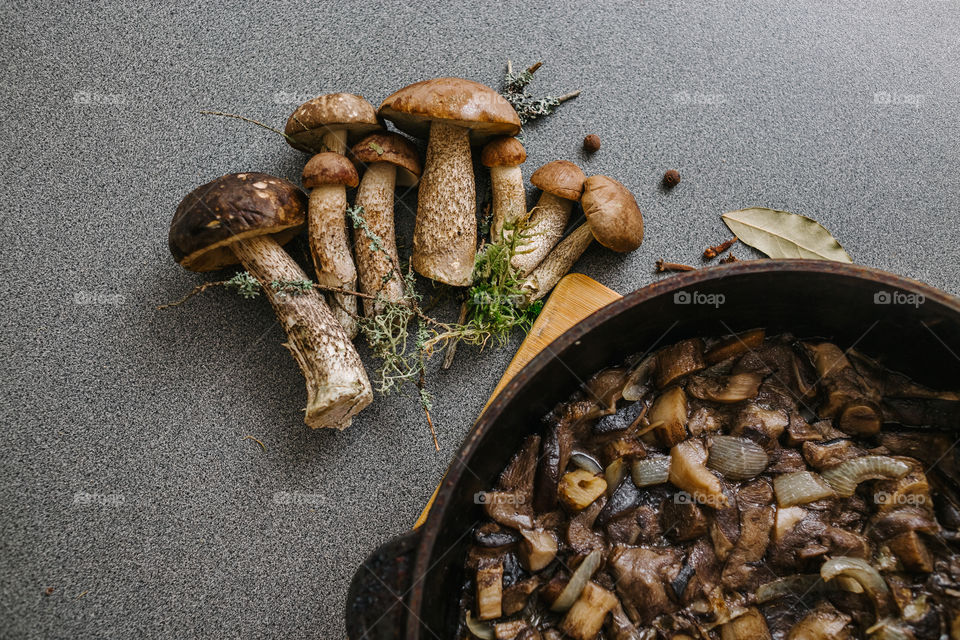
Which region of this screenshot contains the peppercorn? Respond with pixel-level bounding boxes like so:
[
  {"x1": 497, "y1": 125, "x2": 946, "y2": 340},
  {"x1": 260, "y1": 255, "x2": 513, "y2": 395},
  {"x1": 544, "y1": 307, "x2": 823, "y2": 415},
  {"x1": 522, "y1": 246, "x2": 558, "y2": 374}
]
[
  {"x1": 583, "y1": 134, "x2": 601, "y2": 153},
  {"x1": 663, "y1": 169, "x2": 681, "y2": 188}
]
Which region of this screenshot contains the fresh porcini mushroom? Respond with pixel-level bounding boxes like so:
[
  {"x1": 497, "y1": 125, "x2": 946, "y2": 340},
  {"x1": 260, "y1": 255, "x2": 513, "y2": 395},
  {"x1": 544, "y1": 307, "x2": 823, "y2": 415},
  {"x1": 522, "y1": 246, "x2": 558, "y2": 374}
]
[
  {"x1": 511, "y1": 160, "x2": 587, "y2": 275},
  {"x1": 168, "y1": 173, "x2": 373, "y2": 429},
  {"x1": 349, "y1": 132, "x2": 422, "y2": 315},
  {"x1": 379, "y1": 78, "x2": 522, "y2": 285},
  {"x1": 284, "y1": 93, "x2": 380, "y2": 154},
  {"x1": 523, "y1": 176, "x2": 644, "y2": 301},
  {"x1": 480, "y1": 136, "x2": 528, "y2": 243},
  {"x1": 301, "y1": 153, "x2": 361, "y2": 338}
]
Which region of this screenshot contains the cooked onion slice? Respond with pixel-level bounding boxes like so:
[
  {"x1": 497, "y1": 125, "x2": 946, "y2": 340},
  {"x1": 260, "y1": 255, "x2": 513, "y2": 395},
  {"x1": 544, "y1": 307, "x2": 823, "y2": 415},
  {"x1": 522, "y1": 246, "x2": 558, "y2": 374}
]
[
  {"x1": 688, "y1": 372, "x2": 764, "y2": 404},
  {"x1": 631, "y1": 455, "x2": 671, "y2": 487},
  {"x1": 465, "y1": 610, "x2": 495, "y2": 640},
  {"x1": 820, "y1": 456, "x2": 911, "y2": 498},
  {"x1": 570, "y1": 451, "x2": 603, "y2": 475},
  {"x1": 550, "y1": 549, "x2": 603, "y2": 612},
  {"x1": 820, "y1": 556, "x2": 892, "y2": 615},
  {"x1": 773, "y1": 471, "x2": 835, "y2": 507},
  {"x1": 707, "y1": 436, "x2": 769, "y2": 480},
  {"x1": 756, "y1": 574, "x2": 824, "y2": 603}
]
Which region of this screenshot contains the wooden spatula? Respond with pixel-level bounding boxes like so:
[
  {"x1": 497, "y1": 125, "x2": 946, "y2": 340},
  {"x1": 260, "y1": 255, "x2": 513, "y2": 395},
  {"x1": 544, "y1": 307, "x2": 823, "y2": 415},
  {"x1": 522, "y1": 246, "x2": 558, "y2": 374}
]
[{"x1": 414, "y1": 273, "x2": 622, "y2": 527}]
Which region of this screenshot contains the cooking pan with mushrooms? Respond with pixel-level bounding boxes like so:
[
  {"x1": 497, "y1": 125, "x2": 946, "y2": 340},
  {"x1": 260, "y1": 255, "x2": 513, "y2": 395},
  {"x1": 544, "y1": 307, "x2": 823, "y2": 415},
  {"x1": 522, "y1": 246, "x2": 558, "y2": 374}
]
[
  {"x1": 345, "y1": 261, "x2": 960, "y2": 640},
  {"x1": 458, "y1": 330, "x2": 960, "y2": 639}
]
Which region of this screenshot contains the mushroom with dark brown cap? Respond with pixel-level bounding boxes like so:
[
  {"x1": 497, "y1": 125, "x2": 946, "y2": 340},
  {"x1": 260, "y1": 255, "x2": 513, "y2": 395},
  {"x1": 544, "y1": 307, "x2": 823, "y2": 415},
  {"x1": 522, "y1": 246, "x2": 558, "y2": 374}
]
[
  {"x1": 480, "y1": 136, "x2": 527, "y2": 243},
  {"x1": 302, "y1": 153, "x2": 361, "y2": 338},
  {"x1": 168, "y1": 172, "x2": 373, "y2": 430},
  {"x1": 379, "y1": 78, "x2": 522, "y2": 286},
  {"x1": 284, "y1": 93, "x2": 380, "y2": 154},
  {"x1": 522, "y1": 175, "x2": 643, "y2": 301},
  {"x1": 350, "y1": 132, "x2": 422, "y2": 316},
  {"x1": 511, "y1": 160, "x2": 586, "y2": 275}
]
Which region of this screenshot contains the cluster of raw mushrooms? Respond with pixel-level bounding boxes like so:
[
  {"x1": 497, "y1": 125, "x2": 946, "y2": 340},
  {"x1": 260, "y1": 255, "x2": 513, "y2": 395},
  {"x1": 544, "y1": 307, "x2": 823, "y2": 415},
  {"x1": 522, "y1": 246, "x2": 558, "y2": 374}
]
[{"x1": 168, "y1": 78, "x2": 644, "y2": 430}]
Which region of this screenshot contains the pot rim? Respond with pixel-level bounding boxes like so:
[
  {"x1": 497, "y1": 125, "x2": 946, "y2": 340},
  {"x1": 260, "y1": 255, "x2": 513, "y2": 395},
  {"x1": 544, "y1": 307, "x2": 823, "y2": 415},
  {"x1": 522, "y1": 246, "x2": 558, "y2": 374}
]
[{"x1": 406, "y1": 259, "x2": 960, "y2": 637}]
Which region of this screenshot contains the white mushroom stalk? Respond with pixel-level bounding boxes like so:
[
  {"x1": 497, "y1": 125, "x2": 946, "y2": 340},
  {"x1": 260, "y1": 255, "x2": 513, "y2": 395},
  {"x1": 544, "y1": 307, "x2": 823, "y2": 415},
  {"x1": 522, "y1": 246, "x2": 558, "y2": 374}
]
[
  {"x1": 168, "y1": 172, "x2": 373, "y2": 430},
  {"x1": 523, "y1": 175, "x2": 644, "y2": 302},
  {"x1": 379, "y1": 77, "x2": 522, "y2": 286},
  {"x1": 511, "y1": 160, "x2": 586, "y2": 275},
  {"x1": 350, "y1": 132, "x2": 422, "y2": 316},
  {"x1": 480, "y1": 136, "x2": 527, "y2": 243},
  {"x1": 231, "y1": 236, "x2": 372, "y2": 428},
  {"x1": 413, "y1": 120, "x2": 476, "y2": 285},
  {"x1": 302, "y1": 152, "x2": 362, "y2": 338}
]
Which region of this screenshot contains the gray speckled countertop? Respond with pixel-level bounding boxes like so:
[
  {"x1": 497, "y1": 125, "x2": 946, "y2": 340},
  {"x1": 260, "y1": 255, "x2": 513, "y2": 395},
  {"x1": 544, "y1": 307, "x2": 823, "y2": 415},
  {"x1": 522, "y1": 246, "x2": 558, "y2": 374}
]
[{"x1": 2, "y1": 1, "x2": 959, "y2": 637}]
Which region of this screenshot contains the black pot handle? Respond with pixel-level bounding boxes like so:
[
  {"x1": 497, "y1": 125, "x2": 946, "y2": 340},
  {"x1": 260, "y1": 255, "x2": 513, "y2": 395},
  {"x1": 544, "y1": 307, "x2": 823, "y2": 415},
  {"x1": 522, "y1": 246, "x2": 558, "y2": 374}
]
[{"x1": 345, "y1": 528, "x2": 421, "y2": 640}]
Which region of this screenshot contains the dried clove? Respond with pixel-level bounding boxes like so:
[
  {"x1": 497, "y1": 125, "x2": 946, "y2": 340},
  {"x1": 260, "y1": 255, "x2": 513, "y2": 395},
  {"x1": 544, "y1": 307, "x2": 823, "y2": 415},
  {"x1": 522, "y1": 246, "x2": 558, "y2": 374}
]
[
  {"x1": 704, "y1": 237, "x2": 738, "y2": 259},
  {"x1": 719, "y1": 253, "x2": 740, "y2": 264},
  {"x1": 656, "y1": 260, "x2": 697, "y2": 273}
]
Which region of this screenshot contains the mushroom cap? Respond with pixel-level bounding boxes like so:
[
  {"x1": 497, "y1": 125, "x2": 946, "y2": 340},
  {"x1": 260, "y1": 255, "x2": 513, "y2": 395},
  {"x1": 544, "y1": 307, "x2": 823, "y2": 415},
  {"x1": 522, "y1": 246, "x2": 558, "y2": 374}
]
[
  {"x1": 284, "y1": 93, "x2": 381, "y2": 153},
  {"x1": 378, "y1": 77, "x2": 521, "y2": 143},
  {"x1": 169, "y1": 172, "x2": 307, "y2": 272},
  {"x1": 580, "y1": 175, "x2": 645, "y2": 252},
  {"x1": 350, "y1": 132, "x2": 422, "y2": 187},
  {"x1": 480, "y1": 136, "x2": 527, "y2": 167},
  {"x1": 302, "y1": 152, "x2": 360, "y2": 189},
  {"x1": 531, "y1": 160, "x2": 586, "y2": 201}
]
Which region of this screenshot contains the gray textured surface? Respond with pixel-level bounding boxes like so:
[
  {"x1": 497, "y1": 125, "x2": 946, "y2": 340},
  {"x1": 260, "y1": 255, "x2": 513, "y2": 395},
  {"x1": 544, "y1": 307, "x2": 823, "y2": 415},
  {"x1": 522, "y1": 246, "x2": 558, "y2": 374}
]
[{"x1": 2, "y1": 0, "x2": 959, "y2": 637}]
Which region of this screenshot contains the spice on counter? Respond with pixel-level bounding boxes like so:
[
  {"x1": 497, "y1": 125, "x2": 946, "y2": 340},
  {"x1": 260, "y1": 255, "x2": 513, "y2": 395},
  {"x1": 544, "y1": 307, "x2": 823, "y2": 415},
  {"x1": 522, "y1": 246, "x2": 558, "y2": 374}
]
[
  {"x1": 720, "y1": 253, "x2": 740, "y2": 264},
  {"x1": 656, "y1": 259, "x2": 696, "y2": 273},
  {"x1": 663, "y1": 169, "x2": 681, "y2": 188},
  {"x1": 583, "y1": 134, "x2": 601, "y2": 153},
  {"x1": 703, "y1": 236, "x2": 738, "y2": 259}
]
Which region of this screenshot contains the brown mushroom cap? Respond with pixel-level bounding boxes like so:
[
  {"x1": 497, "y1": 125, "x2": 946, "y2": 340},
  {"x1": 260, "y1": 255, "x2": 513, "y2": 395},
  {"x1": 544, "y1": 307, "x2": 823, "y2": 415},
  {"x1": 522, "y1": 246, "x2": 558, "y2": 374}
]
[
  {"x1": 169, "y1": 172, "x2": 307, "y2": 272},
  {"x1": 581, "y1": 175, "x2": 645, "y2": 252},
  {"x1": 480, "y1": 136, "x2": 527, "y2": 167},
  {"x1": 350, "y1": 132, "x2": 422, "y2": 187},
  {"x1": 302, "y1": 152, "x2": 360, "y2": 189},
  {"x1": 378, "y1": 77, "x2": 521, "y2": 143},
  {"x1": 531, "y1": 160, "x2": 586, "y2": 201},
  {"x1": 284, "y1": 93, "x2": 381, "y2": 153}
]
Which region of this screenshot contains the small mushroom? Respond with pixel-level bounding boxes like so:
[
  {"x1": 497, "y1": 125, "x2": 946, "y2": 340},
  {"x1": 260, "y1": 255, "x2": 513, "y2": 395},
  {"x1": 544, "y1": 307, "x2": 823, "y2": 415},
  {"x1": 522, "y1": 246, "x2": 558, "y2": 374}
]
[
  {"x1": 523, "y1": 176, "x2": 644, "y2": 301},
  {"x1": 168, "y1": 172, "x2": 373, "y2": 429},
  {"x1": 379, "y1": 78, "x2": 521, "y2": 285},
  {"x1": 284, "y1": 93, "x2": 380, "y2": 154},
  {"x1": 349, "y1": 132, "x2": 422, "y2": 316},
  {"x1": 480, "y1": 136, "x2": 528, "y2": 243},
  {"x1": 511, "y1": 160, "x2": 587, "y2": 275},
  {"x1": 302, "y1": 153, "x2": 361, "y2": 338}
]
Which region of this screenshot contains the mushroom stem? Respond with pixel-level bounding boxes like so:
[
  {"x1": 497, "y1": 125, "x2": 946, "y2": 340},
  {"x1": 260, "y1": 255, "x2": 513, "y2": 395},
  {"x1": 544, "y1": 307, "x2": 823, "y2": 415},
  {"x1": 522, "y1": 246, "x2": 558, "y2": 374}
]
[
  {"x1": 354, "y1": 162, "x2": 404, "y2": 316},
  {"x1": 322, "y1": 129, "x2": 348, "y2": 154},
  {"x1": 512, "y1": 193, "x2": 574, "y2": 275},
  {"x1": 522, "y1": 223, "x2": 593, "y2": 301},
  {"x1": 489, "y1": 164, "x2": 527, "y2": 243},
  {"x1": 413, "y1": 120, "x2": 477, "y2": 286},
  {"x1": 308, "y1": 186, "x2": 359, "y2": 338},
  {"x1": 230, "y1": 234, "x2": 372, "y2": 429}
]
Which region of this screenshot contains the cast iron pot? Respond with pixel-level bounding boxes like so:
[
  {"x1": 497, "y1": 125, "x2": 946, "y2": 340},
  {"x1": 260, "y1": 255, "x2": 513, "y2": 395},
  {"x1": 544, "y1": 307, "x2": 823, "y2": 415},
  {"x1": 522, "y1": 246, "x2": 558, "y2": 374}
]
[{"x1": 346, "y1": 260, "x2": 960, "y2": 640}]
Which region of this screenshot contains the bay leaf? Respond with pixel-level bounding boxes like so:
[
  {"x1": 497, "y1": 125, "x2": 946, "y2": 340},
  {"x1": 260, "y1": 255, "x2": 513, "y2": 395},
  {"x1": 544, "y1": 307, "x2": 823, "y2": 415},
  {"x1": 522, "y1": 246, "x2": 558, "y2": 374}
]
[{"x1": 721, "y1": 208, "x2": 852, "y2": 263}]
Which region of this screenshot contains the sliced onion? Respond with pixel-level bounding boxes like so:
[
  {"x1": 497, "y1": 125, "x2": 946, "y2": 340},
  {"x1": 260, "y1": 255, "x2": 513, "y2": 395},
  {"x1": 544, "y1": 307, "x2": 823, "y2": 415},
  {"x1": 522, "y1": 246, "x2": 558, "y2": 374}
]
[
  {"x1": 604, "y1": 458, "x2": 628, "y2": 498},
  {"x1": 465, "y1": 610, "x2": 494, "y2": 640},
  {"x1": 631, "y1": 455, "x2": 671, "y2": 487},
  {"x1": 550, "y1": 548, "x2": 602, "y2": 612},
  {"x1": 707, "y1": 436, "x2": 769, "y2": 480},
  {"x1": 773, "y1": 471, "x2": 835, "y2": 507},
  {"x1": 570, "y1": 451, "x2": 603, "y2": 475},
  {"x1": 756, "y1": 574, "x2": 823, "y2": 603},
  {"x1": 821, "y1": 557, "x2": 892, "y2": 615},
  {"x1": 687, "y1": 372, "x2": 764, "y2": 404},
  {"x1": 821, "y1": 456, "x2": 911, "y2": 498}
]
